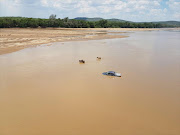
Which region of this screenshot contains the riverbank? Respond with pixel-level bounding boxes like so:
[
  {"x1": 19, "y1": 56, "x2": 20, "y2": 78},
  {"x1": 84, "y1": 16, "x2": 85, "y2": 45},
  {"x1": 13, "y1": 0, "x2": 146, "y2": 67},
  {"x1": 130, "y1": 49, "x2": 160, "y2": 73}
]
[{"x1": 0, "y1": 28, "x2": 159, "y2": 55}]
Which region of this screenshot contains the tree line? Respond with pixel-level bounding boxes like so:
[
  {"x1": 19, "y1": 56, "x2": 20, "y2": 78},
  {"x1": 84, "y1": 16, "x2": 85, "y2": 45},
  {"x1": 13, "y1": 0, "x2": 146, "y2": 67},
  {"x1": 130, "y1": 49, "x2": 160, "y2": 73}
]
[{"x1": 0, "y1": 15, "x2": 175, "y2": 28}]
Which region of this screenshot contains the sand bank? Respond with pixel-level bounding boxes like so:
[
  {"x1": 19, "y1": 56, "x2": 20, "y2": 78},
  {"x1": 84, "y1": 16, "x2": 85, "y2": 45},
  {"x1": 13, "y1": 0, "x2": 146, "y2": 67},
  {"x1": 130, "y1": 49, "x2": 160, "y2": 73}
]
[{"x1": 0, "y1": 28, "x2": 159, "y2": 55}]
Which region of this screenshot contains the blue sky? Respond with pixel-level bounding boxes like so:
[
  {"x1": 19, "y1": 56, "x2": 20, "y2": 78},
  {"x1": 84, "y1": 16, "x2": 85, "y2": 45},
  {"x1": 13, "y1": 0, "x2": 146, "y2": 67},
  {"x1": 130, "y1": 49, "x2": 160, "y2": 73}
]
[{"x1": 0, "y1": 0, "x2": 180, "y2": 22}]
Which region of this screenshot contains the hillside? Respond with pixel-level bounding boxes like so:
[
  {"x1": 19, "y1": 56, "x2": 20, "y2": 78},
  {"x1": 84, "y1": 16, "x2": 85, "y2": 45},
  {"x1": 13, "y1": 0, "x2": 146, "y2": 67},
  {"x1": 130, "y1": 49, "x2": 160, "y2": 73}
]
[
  {"x1": 74, "y1": 17, "x2": 126, "y2": 22},
  {"x1": 74, "y1": 17, "x2": 103, "y2": 21},
  {"x1": 74, "y1": 17, "x2": 180, "y2": 27},
  {"x1": 153, "y1": 21, "x2": 180, "y2": 27}
]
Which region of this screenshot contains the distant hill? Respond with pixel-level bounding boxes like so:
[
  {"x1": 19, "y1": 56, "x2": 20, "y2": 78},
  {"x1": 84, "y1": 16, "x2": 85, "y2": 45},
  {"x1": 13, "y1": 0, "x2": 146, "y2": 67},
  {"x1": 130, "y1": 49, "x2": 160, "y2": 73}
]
[
  {"x1": 74, "y1": 17, "x2": 103, "y2": 21},
  {"x1": 74, "y1": 17, "x2": 126, "y2": 22},
  {"x1": 74, "y1": 17, "x2": 180, "y2": 27},
  {"x1": 152, "y1": 21, "x2": 180, "y2": 27},
  {"x1": 108, "y1": 18, "x2": 127, "y2": 22},
  {"x1": 136, "y1": 21, "x2": 180, "y2": 27}
]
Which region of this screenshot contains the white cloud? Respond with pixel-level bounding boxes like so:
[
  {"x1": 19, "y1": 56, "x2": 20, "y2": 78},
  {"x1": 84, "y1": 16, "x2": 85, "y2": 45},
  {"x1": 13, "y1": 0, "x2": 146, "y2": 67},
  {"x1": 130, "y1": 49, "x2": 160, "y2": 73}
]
[
  {"x1": 41, "y1": 0, "x2": 48, "y2": 7},
  {"x1": 75, "y1": 1, "x2": 97, "y2": 14},
  {"x1": 166, "y1": 0, "x2": 180, "y2": 20},
  {"x1": 0, "y1": 0, "x2": 22, "y2": 16},
  {"x1": 167, "y1": 0, "x2": 180, "y2": 11},
  {"x1": 173, "y1": 12, "x2": 180, "y2": 19},
  {"x1": 0, "y1": 0, "x2": 180, "y2": 21}
]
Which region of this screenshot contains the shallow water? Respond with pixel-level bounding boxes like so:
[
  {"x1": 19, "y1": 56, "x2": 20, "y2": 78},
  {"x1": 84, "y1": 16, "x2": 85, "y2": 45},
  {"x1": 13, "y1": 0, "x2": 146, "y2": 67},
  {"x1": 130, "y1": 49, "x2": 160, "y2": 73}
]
[{"x1": 0, "y1": 30, "x2": 180, "y2": 135}]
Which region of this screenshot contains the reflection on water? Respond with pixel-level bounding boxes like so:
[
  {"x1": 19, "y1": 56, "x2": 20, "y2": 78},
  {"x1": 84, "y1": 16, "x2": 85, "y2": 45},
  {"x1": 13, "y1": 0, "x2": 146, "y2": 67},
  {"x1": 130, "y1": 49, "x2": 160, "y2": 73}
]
[{"x1": 0, "y1": 31, "x2": 180, "y2": 135}]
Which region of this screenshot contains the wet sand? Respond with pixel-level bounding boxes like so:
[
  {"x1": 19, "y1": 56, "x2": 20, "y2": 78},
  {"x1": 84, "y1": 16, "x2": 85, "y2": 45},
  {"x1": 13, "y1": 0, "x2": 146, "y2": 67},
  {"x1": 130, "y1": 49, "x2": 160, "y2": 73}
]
[
  {"x1": 0, "y1": 28, "x2": 160, "y2": 55},
  {"x1": 0, "y1": 30, "x2": 180, "y2": 135}
]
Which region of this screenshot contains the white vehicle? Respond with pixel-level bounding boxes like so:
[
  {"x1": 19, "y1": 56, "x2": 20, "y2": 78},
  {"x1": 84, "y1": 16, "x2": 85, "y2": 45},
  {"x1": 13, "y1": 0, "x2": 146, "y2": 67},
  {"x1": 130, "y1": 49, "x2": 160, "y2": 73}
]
[{"x1": 103, "y1": 71, "x2": 122, "y2": 77}]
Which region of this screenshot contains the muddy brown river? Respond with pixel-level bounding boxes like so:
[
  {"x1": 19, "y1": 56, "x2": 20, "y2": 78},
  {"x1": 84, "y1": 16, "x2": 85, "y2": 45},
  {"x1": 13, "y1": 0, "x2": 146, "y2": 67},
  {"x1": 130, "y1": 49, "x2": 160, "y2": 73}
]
[{"x1": 0, "y1": 30, "x2": 180, "y2": 135}]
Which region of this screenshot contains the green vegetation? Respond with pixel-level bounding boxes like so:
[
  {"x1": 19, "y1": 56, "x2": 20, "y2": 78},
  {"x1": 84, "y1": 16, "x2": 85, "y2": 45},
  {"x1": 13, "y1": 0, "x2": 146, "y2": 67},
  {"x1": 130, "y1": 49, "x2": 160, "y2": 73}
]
[
  {"x1": 75, "y1": 17, "x2": 180, "y2": 27},
  {"x1": 0, "y1": 15, "x2": 179, "y2": 28},
  {"x1": 74, "y1": 17, "x2": 126, "y2": 22}
]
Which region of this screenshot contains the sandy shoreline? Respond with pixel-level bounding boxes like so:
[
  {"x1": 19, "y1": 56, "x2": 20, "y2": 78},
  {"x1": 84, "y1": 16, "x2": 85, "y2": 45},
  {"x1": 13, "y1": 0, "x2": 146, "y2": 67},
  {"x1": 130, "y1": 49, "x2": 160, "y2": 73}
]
[{"x1": 0, "y1": 28, "x2": 159, "y2": 55}]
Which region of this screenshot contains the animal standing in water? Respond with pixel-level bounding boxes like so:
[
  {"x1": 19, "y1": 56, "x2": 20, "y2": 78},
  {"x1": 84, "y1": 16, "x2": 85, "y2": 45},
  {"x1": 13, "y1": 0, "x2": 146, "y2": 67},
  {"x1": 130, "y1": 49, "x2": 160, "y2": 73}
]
[{"x1": 79, "y1": 60, "x2": 85, "y2": 63}]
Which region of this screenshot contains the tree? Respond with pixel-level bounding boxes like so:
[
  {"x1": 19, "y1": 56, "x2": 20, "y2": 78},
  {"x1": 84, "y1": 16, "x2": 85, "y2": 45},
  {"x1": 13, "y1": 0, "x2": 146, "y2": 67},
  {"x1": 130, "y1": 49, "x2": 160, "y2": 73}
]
[
  {"x1": 49, "y1": 14, "x2": 57, "y2": 27},
  {"x1": 49, "y1": 14, "x2": 56, "y2": 20},
  {"x1": 0, "y1": 17, "x2": 175, "y2": 28},
  {"x1": 98, "y1": 20, "x2": 108, "y2": 28}
]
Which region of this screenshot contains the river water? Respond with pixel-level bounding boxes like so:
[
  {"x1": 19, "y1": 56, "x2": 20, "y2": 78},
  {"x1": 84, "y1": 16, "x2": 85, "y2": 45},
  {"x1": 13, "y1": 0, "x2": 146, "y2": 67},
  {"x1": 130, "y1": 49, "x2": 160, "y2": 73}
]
[{"x1": 0, "y1": 30, "x2": 180, "y2": 135}]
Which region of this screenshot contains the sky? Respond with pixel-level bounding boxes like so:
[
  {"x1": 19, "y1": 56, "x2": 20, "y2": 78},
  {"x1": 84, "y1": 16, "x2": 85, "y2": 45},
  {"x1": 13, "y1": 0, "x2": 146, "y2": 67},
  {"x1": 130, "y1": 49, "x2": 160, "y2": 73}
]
[{"x1": 0, "y1": 0, "x2": 180, "y2": 22}]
